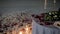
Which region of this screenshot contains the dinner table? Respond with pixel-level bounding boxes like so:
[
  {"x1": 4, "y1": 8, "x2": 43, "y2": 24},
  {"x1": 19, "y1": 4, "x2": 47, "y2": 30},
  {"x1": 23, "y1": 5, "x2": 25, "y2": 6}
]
[{"x1": 32, "y1": 20, "x2": 60, "y2": 34}]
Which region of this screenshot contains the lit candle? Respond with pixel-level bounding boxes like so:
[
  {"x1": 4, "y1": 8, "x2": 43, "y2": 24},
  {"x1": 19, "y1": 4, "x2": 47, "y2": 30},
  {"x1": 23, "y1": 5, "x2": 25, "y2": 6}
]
[
  {"x1": 18, "y1": 28, "x2": 25, "y2": 34},
  {"x1": 19, "y1": 31, "x2": 23, "y2": 34},
  {"x1": 26, "y1": 28, "x2": 28, "y2": 33},
  {"x1": 44, "y1": 0, "x2": 47, "y2": 9},
  {"x1": 12, "y1": 30, "x2": 16, "y2": 34},
  {"x1": 25, "y1": 25, "x2": 29, "y2": 34},
  {"x1": 26, "y1": 27, "x2": 29, "y2": 31}
]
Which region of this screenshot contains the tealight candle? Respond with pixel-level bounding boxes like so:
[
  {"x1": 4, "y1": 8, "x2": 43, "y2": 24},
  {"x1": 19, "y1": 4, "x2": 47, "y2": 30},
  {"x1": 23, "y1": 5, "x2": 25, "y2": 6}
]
[{"x1": 19, "y1": 31, "x2": 23, "y2": 34}]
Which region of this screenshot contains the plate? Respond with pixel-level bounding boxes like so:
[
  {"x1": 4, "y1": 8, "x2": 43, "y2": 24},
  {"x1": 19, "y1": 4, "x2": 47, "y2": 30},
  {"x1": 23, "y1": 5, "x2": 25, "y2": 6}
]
[{"x1": 53, "y1": 21, "x2": 60, "y2": 28}]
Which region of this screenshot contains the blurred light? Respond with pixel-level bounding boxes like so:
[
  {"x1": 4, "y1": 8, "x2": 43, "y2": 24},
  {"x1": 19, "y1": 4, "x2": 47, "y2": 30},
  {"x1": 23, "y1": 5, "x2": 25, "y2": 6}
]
[{"x1": 19, "y1": 31, "x2": 23, "y2": 34}]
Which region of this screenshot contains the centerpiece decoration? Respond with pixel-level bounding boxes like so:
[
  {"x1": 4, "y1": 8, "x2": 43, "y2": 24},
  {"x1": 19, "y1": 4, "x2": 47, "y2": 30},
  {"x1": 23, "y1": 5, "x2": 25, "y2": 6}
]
[{"x1": 32, "y1": 9, "x2": 60, "y2": 27}]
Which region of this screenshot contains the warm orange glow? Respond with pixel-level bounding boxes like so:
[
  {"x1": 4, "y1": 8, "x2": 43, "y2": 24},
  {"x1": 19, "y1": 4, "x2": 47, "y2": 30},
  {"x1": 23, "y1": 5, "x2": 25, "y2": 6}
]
[
  {"x1": 26, "y1": 27, "x2": 29, "y2": 31},
  {"x1": 25, "y1": 25, "x2": 30, "y2": 34},
  {"x1": 6, "y1": 25, "x2": 32, "y2": 34},
  {"x1": 19, "y1": 31, "x2": 23, "y2": 34}
]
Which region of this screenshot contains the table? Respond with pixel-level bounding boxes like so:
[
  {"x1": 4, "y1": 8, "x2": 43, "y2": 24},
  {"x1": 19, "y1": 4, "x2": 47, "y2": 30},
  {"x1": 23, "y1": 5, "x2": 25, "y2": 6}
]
[{"x1": 32, "y1": 20, "x2": 60, "y2": 34}]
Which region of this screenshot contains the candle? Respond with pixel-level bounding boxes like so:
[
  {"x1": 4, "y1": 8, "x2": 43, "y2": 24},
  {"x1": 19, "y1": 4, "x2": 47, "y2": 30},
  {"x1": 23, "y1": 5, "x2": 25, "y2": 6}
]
[
  {"x1": 44, "y1": 0, "x2": 47, "y2": 9},
  {"x1": 19, "y1": 31, "x2": 23, "y2": 34},
  {"x1": 12, "y1": 30, "x2": 16, "y2": 34},
  {"x1": 18, "y1": 28, "x2": 26, "y2": 34},
  {"x1": 54, "y1": 0, "x2": 56, "y2": 4},
  {"x1": 26, "y1": 27, "x2": 29, "y2": 31},
  {"x1": 53, "y1": 0, "x2": 56, "y2": 10},
  {"x1": 25, "y1": 26, "x2": 29, "y2": 34},
  {"x1": 25, "y1": 25, "x2": 32, "y2": 34}
]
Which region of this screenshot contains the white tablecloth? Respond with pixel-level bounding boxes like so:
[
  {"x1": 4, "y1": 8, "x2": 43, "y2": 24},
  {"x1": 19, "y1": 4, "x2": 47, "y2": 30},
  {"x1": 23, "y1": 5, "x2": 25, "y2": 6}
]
[{"x1": 32, "y1": 20, "x2": 60, "y2": 34}]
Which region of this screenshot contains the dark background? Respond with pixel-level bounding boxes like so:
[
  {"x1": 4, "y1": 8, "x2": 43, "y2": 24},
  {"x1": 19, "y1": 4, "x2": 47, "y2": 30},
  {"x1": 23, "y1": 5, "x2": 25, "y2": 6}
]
[{"x1": 0, "y1": 0, "x2": 60, "y2": 15}]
